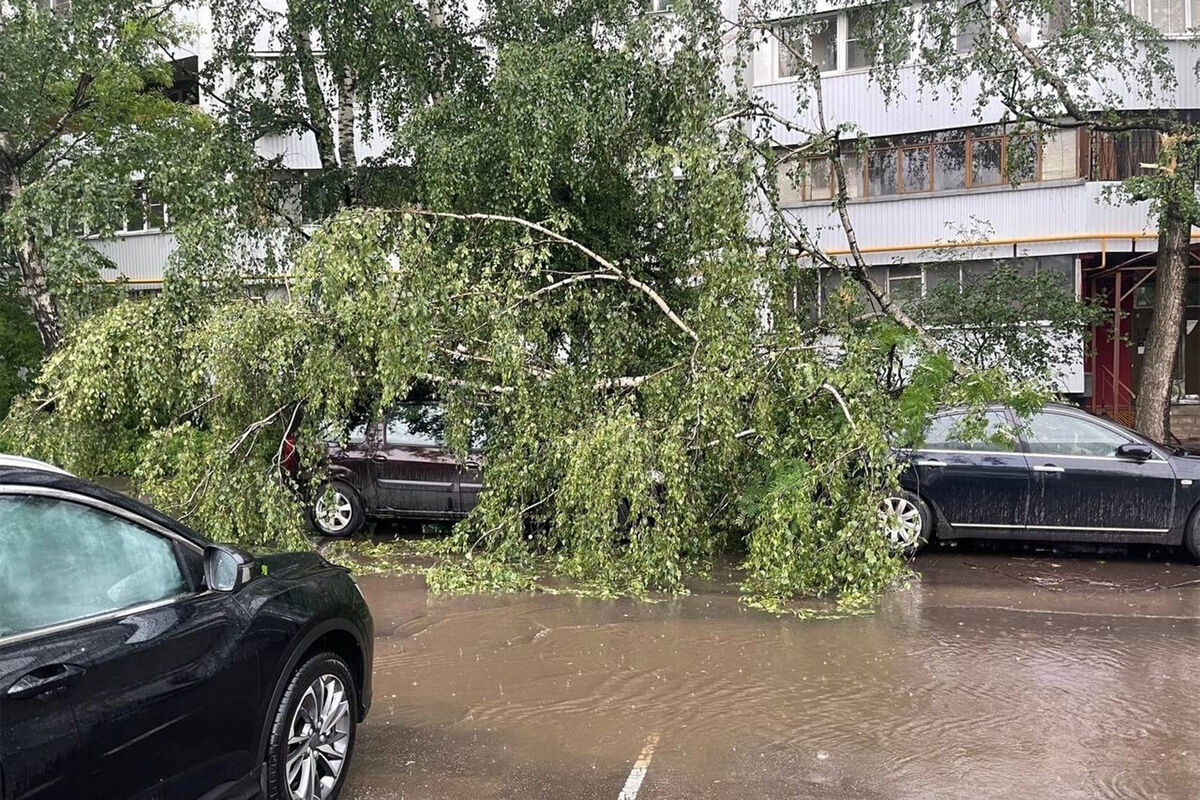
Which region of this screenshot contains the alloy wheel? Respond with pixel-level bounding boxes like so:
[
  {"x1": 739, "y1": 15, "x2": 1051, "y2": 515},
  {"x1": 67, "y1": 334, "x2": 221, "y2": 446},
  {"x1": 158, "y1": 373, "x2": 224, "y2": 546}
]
[
  {"x1": 879, "y1": 495, "x2": 923, "y2": 551},
  {"x1": 285, "y1": 674, "x2": 352, "y2": 800},
  {"x1": 314, "y1": 490, "x2": 353, "y2": 534}
]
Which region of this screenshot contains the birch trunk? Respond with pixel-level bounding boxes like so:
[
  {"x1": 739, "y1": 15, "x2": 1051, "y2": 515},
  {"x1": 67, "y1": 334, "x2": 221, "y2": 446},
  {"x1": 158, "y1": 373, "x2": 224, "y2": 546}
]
[
  {"x1": 1134, "y1": 206, "x2": 1190, "y2": 442},
  {"x1": 287, "y1": 7, "x2": 338, "y2": 172},
  {"x1": 2, "y1": 171, "x2": 62, "y2": 353}
]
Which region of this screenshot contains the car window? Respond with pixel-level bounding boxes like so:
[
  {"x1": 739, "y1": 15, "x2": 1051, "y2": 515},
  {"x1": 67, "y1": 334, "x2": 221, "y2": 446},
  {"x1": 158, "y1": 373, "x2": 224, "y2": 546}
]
[
  {"x1": 1026, "y1": 412, "x2": 1132, "y2": 457},
  {"x1": 0, "y1": 495, "x2": 189, "y2": 639},
  {"x1": 386, "y1": 410, "x2": 442, "y2": 447},
  {"x1": 923, "y1": 410, "x2": 1016, "y2": 452},
  {"x1": 321, "y1": 421, "x2": 371, "y2": 445}
]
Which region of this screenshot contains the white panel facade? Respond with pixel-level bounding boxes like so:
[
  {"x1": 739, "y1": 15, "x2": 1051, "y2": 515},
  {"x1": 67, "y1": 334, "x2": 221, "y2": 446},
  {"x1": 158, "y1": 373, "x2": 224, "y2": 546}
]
[
  {"x1": 753, "y1": 40, "x2": 1200, "y2": 143},
  {"x1": 788, "y1": 181, "x2": 1159, "y2": 264},
  {"x1": 90, "y1": 234, "x2": 179, "y2": 285}
]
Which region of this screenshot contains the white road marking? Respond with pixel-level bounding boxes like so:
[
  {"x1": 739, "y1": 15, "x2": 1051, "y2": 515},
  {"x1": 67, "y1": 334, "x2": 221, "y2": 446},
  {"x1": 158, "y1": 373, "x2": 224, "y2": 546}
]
[{"x1": 618, "y1": 733, "x2": 661, "y2": 800}]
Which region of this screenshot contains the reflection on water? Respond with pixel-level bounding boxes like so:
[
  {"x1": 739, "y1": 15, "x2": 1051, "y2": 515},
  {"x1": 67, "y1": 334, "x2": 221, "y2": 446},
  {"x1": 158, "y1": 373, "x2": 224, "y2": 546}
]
[{"x1": 349, "y1": 551, "x2": 1200, "y2": 800}]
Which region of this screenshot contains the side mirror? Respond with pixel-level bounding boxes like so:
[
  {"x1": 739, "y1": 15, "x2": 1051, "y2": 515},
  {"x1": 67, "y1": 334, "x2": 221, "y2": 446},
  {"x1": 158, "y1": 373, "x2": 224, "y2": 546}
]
[
  {"x1": 204, "y1": 544, "x2": 257, "y2": 592},
  {"x1": 1116, "y1": 443, "x2": 1154, "y2": 462}
]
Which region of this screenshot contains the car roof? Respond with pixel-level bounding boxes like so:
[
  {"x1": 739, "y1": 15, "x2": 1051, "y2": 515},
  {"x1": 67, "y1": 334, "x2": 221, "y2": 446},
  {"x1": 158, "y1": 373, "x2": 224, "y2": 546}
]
[
  {"x1": 0, "y1": 456, "x2": 209, "y2": 547},
  {"x1": 0, "y1": 453, "x2": 73, "y2": 476}
]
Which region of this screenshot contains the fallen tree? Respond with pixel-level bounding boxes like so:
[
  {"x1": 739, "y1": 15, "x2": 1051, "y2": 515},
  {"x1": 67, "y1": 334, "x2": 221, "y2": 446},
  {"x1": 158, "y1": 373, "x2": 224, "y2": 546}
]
[{"x1": 5, "y1": 0, "x2": 1076, "y2": 608}]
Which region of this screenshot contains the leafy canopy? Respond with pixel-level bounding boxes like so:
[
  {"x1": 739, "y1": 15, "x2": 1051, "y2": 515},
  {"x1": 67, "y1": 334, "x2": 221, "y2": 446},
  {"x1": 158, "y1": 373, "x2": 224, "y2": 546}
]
[{"x1": 5, "y1": 0, "x2": 1093, "y2": 608}]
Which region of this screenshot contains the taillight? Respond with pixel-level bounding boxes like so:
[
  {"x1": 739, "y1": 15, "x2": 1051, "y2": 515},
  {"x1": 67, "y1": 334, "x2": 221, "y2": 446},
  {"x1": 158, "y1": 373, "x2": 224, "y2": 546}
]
[{"x1": 282, "y1": 436, "x2": 298, "y2": 473}]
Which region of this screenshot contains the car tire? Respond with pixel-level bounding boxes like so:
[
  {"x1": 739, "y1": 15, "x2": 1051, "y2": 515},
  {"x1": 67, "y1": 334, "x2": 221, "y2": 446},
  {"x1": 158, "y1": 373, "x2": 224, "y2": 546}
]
[
  {"x1": 266, "y1": 653, "x2": 358, "y2": 800},
  {"x1": 879, "y1": 489, "x2": 933, "y2": 554},
  {"x1": 312, "y1": 481, "x2": 365, "y2": 538},
  {"x1": 1185, "y1": 504, "x2": 1200, "y2": 562}
]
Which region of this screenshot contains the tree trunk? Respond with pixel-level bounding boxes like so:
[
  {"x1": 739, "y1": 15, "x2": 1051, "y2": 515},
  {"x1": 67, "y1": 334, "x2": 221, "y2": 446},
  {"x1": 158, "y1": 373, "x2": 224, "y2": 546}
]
[
  {"x1": 2, "y1": 172, "x2": 62, "y2": 353},
  {"x1": 1134, "y1": 205, "x2": 1190, "y2": 442},
  {"x1": 287, "y1": 8, "x2": 338, "y2": 173},
  {"x1": 337, "y1": 68, "x2": 357, "y2": 172}
]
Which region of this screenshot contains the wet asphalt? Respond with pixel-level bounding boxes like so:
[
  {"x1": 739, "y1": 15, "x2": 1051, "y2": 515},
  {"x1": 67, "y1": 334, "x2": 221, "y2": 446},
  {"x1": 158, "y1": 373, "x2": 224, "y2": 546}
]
[{"x1": 341, "y1": 544, "x2": 1200, "y2": 800}]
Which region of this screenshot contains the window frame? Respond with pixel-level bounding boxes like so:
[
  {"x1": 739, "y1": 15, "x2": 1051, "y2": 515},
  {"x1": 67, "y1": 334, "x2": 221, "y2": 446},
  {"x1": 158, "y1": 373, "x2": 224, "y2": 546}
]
[
  {"x1": 0, "y1": 485, "x2": 204, "y2": 647},
  {"x1": 774, "y1": 13, "x2": 841, "y2": 80},
  {"x1": 886, "y1": 270, "x2": 925, "y2": 306},
  {"x1": 1127, "y1": 0, "x2": 1198, "y2": 36},
  {"x1": 832, "y1": 125, "x2": 1067, "y2": 202},
  {"x1": 799, "y1": 156, "x2": 833, "y2": 201}
]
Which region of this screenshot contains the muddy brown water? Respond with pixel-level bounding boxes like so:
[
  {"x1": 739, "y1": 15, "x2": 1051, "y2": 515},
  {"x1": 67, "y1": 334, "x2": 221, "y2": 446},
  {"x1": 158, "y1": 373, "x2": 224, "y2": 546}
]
[{"x1": 344, "y1": 549, "x2": 1200, "y2": 800}]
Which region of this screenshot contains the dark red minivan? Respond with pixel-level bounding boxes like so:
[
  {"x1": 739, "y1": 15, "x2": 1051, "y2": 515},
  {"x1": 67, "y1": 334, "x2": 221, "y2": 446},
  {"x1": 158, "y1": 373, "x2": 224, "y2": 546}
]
[{"x1": 309, "y1": 404, "x2": 483, "y2": 537}]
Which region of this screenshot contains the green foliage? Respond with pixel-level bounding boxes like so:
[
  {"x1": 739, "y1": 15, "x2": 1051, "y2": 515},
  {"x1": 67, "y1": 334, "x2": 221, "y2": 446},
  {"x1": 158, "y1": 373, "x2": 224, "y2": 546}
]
[
  {"x1": 0, "y1": 281, "x2": 41, "y2": 425},
  {"x1": 6, "y1": 0, "x2": 1062, "y2": 607},
  {"x1": 0, "y1": 0, "x2": 267, "y2": 343},
  {"x1": 908, "y1": 262, "x2": 1109, "y2": 386}
]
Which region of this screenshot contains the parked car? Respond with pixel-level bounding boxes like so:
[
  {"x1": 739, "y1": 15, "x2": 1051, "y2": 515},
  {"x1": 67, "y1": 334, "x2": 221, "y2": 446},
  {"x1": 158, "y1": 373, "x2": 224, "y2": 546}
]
[
  {"x1": 880, "y1": 402, "x2": 1200, "y2": 559},
  {"x1": 0, "y1": 455, "x2": 373, "y2": 800},
  {"x1": 308, "y1": 403, "x2": 483, "y2": 537}
]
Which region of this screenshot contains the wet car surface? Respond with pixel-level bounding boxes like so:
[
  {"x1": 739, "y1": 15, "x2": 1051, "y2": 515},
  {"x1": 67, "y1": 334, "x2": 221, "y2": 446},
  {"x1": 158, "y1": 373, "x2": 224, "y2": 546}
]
[{"x1": 342, "y1": 545, "x2": 1200, "y2": 800}]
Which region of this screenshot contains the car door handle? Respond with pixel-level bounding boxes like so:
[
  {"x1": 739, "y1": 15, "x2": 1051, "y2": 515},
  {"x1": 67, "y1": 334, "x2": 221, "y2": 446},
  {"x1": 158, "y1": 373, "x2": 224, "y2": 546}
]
[
  {"x1": 7, "y1": 663, "x2": 86, "y2": 699},
  {"x1": 916, "y1": 459, "x2": 947, "y2": 467},
  {"x1": 1033, "y1": 464, "x2": 1065, "y2": 473},
  {"x1": 370, "y1": 453, "x2": 387, "y2": 463}
]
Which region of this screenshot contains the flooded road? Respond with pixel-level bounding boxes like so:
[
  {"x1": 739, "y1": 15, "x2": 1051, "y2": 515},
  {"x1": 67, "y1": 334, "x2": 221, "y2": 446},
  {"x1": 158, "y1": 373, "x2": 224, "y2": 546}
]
[{"x1": 344, "y1": 549, "x2": 1200, "y2": 799}]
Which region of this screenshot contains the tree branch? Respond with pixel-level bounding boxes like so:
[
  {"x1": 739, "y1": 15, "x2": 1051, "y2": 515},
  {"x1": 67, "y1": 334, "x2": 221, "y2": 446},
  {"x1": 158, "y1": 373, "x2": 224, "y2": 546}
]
[
  {"x1": 12, "y1": 73, "x2": 94, "y2": 168},
  {"x1": 396, "y1": 208, "x2": 700, "y2": 342}
]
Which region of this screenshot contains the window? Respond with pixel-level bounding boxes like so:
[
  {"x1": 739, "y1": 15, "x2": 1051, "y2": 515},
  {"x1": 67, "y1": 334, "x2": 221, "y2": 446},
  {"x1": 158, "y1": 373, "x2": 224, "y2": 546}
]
[
  {"x1": 806, "y1": 158, "x2": 833, "y2": 200},
  {"x1": 0, "y1": 496, "x2": 189, "y2": 638},
  {"x1": 163, "y1": 57, "x2": 200, "y2": 106},
  {"x1": 386, "y1": 406, "x2": 444, "y2": 447},
  {"x1": 846, "y1": 9, "x2": 873, "y2": 69},
  {"x1": 1006, "y1": 133, "x2": 1041, "y2": 183},
  {"x1": 969, "y1": 136, "x2": 1005, "y2": 186},
  {"x1": 956, "y1": 0, "x2": 984, "y2": 51},
  {"x1": 888, "y1": 265, "x2": 924, "y2": 308},
  {"x1": 1128, "y1": 0, "x2": 1195, "y2": 33},
  {"x1": 648, "y1": 0, "x2": 671, "y2": 11},
  {"x1": 900, "y1": 145, "x2": 933, "y2": 192},
  {"x1": 933, "y1": 134, "x2": 968, "y2": 190},
  {"x1": 1091, "y1": 129, "x2": 1162, "y2": 181},
  {"x1": 777, "y1": 15, "x2": 838, "y2": 78},
  {"x1": 122, "y1": 182, "x2": 167, "y2": 233},
  {"x1": 777, "y1": 160, "x2": 807, "y2": 206},
  {"x1": 1041, "y1": 128, "x2": 1080, "y2": 180},
  {"x1": 923, "y1": 410, "x2": 1017, "y2": 451},
  {"x1": 776, "y1": 154, "x2": 861, "y2": 205},
  {"x1": 1026, "y1": 412, "x2": 1132, "y2": 457},
  {"x1": 847, "y1": 125, "x2": 1073, "y2": 200},
  {"x1": 867, "y1": 148, "x2": 900, "y2": 196}
]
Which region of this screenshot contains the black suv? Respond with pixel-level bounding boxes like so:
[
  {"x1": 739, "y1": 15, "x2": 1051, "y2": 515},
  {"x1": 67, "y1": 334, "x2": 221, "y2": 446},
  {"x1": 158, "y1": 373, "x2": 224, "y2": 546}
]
[{"x1": 0, "y1": 455, "x2": 373, "y2": 800}]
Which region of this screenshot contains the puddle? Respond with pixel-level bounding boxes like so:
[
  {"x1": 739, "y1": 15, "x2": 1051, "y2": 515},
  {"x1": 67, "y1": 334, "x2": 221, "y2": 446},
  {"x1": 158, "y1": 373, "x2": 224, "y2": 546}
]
[{"x1": 346, "y1": 550, "x2": 1200, "y2": 799}]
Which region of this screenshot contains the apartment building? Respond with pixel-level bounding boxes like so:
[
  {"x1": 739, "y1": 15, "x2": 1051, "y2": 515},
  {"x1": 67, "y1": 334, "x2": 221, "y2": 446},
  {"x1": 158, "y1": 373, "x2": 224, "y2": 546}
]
[
  {"x1": 750, "y1": 3, "x2": 1200, "y2": 425},
  {"x1": 96, "y1": 0, "x2": 1199, "y2": 425}
]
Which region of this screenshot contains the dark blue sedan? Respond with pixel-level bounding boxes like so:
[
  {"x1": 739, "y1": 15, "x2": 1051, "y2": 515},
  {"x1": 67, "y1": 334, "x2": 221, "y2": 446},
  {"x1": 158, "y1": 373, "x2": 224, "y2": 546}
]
[
  {"x1": 880, "y1": 403, "x2": 1200, "y2": 559},
  {"x1": 0, "y1": 455, "x2": 372, "y2": 800}
]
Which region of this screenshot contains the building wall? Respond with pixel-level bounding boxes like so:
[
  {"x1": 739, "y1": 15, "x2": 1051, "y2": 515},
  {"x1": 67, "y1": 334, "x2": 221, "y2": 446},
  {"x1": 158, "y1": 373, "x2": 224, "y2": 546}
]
[
  {"x1": 751, "y1": 40, "x2": 1200, "y2": 144},
  {"x1": 787, "y1": 180, "x2": 1159, "y2": 264},
  {"x1": 90, "y1": 234, "x2": 178, "y2": 286},
  {"x1": 1170, "y1": 404, "x2": 1200, "y2": 442}
]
